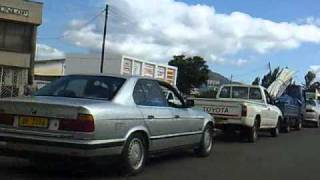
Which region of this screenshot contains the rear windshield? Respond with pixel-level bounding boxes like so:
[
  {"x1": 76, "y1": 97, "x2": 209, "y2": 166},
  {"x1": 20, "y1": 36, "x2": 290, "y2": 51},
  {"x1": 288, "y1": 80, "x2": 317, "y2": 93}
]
[
  {"x1": 219, "y1": 86, "x2": 261, "y2": 100},
  {"x1": 232, "y1": 87, "x2": 249, "y2": 99},
  {"x1": 34, "y1": 75, "x2": 126, "y2": 100}
]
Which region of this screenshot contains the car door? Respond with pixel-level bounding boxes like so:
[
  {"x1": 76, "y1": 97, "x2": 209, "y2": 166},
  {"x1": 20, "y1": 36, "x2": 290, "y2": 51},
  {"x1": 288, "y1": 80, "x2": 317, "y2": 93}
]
[
  {"x1": 264, "y1": 90, "x2": 278, "y2": 127},
  {"x1": 133, "y1": 79, "x2": 180, "y2": 150},
  {"x1": 158, "y1": 82, "x2": 204, "y2": 144}
]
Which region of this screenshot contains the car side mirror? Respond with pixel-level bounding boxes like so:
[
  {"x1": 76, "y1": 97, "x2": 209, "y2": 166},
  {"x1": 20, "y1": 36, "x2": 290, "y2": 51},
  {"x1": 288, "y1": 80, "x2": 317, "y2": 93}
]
[{"x1": 185, "y1": 99, "x2": 194, "y2": 108}]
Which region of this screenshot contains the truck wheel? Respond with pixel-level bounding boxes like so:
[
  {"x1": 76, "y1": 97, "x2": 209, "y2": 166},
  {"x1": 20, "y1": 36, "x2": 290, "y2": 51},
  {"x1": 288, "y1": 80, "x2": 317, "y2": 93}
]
[
  {"x1": 121, "y1": 133, "x2": 147, "y2": 176},
  {"x1": 283, "y1": 119, "x2": 290, "y2": 133},
  {"x1": 295, "y1": 119, "x2": 302, "y2": 131},
  {"x1": 270, "y1": 121, "x2": 280, "y2": 137},
  {"x1": 194, "y1": 124, "x2": 214, "y2": 157},
  {"x1": 315, "y1": 119, "x2": 320, "y2": 128},
  {"x1": 248, "y1": 121, "x2": 258, "y2": 143}
]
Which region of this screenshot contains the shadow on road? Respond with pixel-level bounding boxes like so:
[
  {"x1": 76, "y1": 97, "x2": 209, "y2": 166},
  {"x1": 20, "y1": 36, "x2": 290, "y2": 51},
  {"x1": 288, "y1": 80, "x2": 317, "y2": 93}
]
[{"x1": 0, "y1": 150, "x2": 197, "y2": 179}]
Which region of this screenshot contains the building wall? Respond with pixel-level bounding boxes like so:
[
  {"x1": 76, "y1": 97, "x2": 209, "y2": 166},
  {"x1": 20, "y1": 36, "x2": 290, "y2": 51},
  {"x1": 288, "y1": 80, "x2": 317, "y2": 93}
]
[
  {"x1": 0, "y1": 0, "x2": 42, "y2": 25},
  {"x1": 34, "y1": 61, "x2": 64, "y2": 76},
  {"x1": 0, "y1": 0, "x2": 42, "y2": 97}
]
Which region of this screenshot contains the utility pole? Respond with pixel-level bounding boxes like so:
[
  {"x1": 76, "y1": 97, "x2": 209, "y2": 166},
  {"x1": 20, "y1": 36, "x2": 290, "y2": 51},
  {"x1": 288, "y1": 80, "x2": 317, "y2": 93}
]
[
  {"x1": 230, "y1": 74, "x2": 233, "y2": 83},
  {"x1": 100, "y1": 4, "x2": 109, "y2": 73}
]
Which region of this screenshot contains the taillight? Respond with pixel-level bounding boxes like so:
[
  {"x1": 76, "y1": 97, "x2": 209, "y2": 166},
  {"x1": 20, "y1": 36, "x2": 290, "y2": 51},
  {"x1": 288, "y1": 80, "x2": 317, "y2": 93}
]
[
  {"x1": 0, "y1": 113, "x2": 14, "y2": 126},
  {"x1": 241, "y1": 105, "x2": 247, "y2": 117},
  {"x1": 59, "y1": 114, "x2": 95, "y2": 132}
]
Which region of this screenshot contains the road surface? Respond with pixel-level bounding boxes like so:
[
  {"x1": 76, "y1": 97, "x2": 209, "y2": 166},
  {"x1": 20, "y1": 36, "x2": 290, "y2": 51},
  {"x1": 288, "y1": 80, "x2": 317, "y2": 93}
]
[{"x1": 1, "y1": 128, "x2": 320, "y2": 180}]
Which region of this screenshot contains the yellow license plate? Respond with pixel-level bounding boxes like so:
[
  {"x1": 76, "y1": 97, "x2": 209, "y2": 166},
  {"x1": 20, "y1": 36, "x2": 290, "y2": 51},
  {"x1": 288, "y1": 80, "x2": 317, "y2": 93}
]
[{"x1": 19, "y1": 116, "x2": 49, "y2": 128}]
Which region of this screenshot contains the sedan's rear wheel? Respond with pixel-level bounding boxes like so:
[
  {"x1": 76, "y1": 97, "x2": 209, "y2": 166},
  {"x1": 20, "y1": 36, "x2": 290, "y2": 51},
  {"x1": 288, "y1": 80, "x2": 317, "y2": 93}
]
[
  {"x1": 121, "y1": 134, "x2": 147, "y2": 176},
  {"x1": 194, "y1": 124, "x2": 214, "y2": 157}
]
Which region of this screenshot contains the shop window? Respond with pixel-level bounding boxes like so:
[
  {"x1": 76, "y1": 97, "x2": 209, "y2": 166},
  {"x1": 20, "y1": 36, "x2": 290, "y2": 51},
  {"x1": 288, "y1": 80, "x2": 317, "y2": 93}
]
[{"x1": 0, "y1": 21, "x2": 33, "y2": 53}]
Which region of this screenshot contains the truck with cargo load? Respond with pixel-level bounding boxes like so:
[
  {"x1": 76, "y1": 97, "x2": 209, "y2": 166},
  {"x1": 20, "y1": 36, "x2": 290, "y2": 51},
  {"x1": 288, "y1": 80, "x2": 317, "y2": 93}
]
[
  {"x1": 193, "y1": 84, "x2": 283, "y2": 142},
  {"x1": 274, "y1": 85, "x2": 305, "y2": 132}
]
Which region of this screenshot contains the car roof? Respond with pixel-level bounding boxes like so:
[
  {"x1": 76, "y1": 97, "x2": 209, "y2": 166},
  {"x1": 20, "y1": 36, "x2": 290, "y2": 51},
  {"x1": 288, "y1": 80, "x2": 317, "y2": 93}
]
[
  {"x1": 65, "y1": 73, "x2": 170, "y2": 84},
  {"x1": 222, "y1": 84, "x2": 262, "y2": 88}
]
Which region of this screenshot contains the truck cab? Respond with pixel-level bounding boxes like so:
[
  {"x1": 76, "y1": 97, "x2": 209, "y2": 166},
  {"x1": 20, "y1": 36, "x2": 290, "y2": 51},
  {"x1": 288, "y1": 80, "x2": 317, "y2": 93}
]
[{"x1": 193, "y1": 84, "x2": 283, "y2": 142}]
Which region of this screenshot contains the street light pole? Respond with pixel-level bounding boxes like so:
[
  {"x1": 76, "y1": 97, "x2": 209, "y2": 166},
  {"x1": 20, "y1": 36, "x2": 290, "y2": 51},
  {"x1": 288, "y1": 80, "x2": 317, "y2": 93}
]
[{"x1": 100, "y1": 4, "x2": 109, "y2": 73}]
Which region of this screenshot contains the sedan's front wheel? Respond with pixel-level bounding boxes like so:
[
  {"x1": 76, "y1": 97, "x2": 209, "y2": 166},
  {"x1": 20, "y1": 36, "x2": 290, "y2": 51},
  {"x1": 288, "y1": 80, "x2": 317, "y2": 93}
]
[
  {"x1": 121, "y1": 133, "x2": 147, "y2": 176},
  {"x1": 194, "y1": 124, "x2": 214, "y2": 157}
]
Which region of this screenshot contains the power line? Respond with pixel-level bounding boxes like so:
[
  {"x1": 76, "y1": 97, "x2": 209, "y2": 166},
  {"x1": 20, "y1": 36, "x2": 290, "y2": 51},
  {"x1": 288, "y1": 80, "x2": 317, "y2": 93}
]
[{"x1": 38, "y1": 8, "x2": 106, "y2": 41}]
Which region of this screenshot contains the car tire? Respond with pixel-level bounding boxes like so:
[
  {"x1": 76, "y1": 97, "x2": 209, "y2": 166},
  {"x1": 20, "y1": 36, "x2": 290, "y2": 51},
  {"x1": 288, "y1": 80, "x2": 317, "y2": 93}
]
[
  {"x1": 295, "y1": 119, "x2": 302, "y2": 131},
  {"x1": 194, "y1": 124, "x2": 214, "y2": 157},
  {"x1": 283, "y1": 119, "x2": 290, "y2": 133},
  {"x1": 121, "y1": 133, "x2": 147, "y2": 176},
  {"x1": 248, "y1": 120, "x2": 258, "y2": 143},
  {"x1": 270, "y1": 120, "x2": 280, "y2": 137},
  {"x1": 315, "y1": 119, "x2": 320, "y2": 128}
]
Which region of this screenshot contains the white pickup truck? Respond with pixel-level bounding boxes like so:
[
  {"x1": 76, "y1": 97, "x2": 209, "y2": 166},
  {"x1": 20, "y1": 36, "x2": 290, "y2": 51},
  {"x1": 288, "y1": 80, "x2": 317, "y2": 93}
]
[{"x1": 193, "y1": 84, "x2": 283, "y2": 142}]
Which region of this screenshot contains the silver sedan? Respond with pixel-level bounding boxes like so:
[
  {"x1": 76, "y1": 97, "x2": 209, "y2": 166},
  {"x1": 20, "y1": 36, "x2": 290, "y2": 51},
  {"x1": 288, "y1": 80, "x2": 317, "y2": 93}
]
[{"x1": 0, "y1": 74, "x2": 214, "y2": 175}]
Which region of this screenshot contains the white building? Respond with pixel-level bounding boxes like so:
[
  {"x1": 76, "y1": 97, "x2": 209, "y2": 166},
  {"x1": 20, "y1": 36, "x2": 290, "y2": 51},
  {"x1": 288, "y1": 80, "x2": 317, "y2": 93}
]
[{"x1": 35, "y1": 53, "x2": 178, "y2": 87}]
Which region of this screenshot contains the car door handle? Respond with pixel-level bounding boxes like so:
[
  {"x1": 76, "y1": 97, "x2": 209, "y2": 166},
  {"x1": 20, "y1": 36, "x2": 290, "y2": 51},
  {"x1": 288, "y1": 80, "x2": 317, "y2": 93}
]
[
  {"x1": 147, "y1": 115, "x2": 155, "y2": 119},
  {"x1": 174, "y1": 115, "x2": 180, "y2": 119}
]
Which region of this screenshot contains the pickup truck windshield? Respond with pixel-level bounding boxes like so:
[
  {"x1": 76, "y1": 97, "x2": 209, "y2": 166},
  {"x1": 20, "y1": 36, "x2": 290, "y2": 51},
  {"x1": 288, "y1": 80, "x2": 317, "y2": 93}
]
[{"x1": 34, "y1": 75, "x2": 126, "y2": 100}]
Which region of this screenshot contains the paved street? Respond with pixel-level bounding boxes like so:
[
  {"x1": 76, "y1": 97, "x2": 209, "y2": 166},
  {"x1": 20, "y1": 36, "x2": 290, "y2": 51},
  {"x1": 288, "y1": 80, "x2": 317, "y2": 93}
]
[{"x1": 1, "y1": 128, "x2": 320, "y2": 180}]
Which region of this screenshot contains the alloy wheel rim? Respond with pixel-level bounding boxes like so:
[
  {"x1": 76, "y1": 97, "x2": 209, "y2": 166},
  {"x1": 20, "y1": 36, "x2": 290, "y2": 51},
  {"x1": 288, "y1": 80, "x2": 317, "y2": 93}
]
[{"x1": 128, "y1": 138, "x2": 144, "y2": 170}]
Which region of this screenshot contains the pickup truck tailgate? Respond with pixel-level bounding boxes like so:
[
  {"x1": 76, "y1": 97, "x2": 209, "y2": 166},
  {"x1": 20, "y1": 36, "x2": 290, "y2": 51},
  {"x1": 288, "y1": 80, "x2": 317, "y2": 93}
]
[{"x1": 193, "y1": 98, "x2": 242, "y2": 119}]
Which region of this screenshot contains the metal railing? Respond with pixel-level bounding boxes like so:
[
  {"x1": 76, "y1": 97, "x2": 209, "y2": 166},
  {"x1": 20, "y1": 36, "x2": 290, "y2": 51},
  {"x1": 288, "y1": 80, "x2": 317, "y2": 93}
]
[{"x1": 0, "y1": 66, "x2": 26, "y2": 98}]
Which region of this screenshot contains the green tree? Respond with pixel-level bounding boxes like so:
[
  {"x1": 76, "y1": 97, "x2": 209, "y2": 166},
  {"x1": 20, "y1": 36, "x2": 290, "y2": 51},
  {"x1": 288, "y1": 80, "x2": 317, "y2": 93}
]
[
  {"x1": 305, "y1": 71, "x2": 316, "y2": 89},
  {"x1": 261, "y1": 67, "x2": 281, "y2": 88},
  {"x1": 169, "y1": 55, "x2": 209, "y2": 94},
  {"x1": 252, "y1": 77, "x2": 260, "y2": 85}
]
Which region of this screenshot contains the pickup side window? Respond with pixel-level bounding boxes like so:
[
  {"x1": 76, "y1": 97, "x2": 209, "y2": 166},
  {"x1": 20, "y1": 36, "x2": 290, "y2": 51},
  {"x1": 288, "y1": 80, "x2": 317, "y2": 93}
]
[
  {"x1": 219, "y1": 86, "x2": 231, "y2": 98},
  {"x1": 133, "y1": 79, "x2": 168, "y2": 107},
  {"x1": 249, "y1": 88, "x2": 262, "y2": 100},
  {"x1": 232, "y1": 87, "x2": 249, "y2": 99}
]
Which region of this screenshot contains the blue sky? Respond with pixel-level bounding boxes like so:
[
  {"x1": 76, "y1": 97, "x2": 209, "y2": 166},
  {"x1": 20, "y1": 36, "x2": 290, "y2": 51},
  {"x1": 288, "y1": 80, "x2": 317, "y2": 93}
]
[{"x1": 36, "y1": 0, "x2": 320, "y2": 84}]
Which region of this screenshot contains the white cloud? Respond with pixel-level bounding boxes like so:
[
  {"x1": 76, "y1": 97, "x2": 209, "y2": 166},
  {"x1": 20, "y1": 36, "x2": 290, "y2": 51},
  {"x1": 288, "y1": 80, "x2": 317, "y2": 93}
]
[
  {"x1": 298, "y1": 16, "x2": 320, "y2": 26},
  {"x1": 63, "y1": 0, "x2": 320, "y2": 66},
  {"x1": 309, "y1": 65, "x2": 320, "y2": 81},
  {"x1": 36, "y1": 44, "x2": 65, "y2": 60}
]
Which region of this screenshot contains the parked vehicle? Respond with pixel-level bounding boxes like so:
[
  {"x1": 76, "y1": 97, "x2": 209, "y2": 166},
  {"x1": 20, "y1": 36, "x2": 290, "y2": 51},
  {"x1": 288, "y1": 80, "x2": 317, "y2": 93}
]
[
  {"x1": 0, "y1": 74, "x2": 214, "y2": 175},
  {"x1": 193, "y1": 84, "x2": 282, "y2": 142},
  {"x1": 274, "y1": 85, "x2": 305, "y2": 132},
  {"x1": 303, "y1": 99, "x2": 320, "y2": 127}
]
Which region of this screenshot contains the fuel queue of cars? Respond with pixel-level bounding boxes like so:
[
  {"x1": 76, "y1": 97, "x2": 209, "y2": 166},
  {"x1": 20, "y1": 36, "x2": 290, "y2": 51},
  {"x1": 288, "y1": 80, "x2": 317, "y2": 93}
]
[
  {"x1": 194, "y1": 83, "x2": 320, "y2": 142},
  {"x1": 0, "y1": 74, "x2": 319, "y2": 175}
]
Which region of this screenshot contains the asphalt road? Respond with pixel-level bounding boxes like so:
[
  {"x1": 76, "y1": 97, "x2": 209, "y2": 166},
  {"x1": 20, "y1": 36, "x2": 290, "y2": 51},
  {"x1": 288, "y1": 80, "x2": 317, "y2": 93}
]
[{"x1": 1, "y1": 128, "x2": 320, "y2": 180}]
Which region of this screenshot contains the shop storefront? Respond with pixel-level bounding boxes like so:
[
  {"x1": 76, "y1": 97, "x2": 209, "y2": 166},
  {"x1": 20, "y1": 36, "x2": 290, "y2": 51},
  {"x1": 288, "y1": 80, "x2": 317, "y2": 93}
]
[{"x1": 0, "y1": 0, "x2": 42, "y2": 97}]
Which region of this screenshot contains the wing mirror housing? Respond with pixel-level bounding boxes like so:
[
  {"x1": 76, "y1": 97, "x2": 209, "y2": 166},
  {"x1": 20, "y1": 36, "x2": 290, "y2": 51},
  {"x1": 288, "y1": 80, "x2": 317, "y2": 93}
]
[{"x1": 185, "y1": 99, "x2": 195, "y2": 108}]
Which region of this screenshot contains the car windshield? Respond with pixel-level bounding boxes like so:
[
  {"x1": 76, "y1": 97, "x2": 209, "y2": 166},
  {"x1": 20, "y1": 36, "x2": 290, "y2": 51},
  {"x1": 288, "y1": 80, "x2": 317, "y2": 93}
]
[{"x1": 34, "y1": 75, "x2": 126, "y2": 100}]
